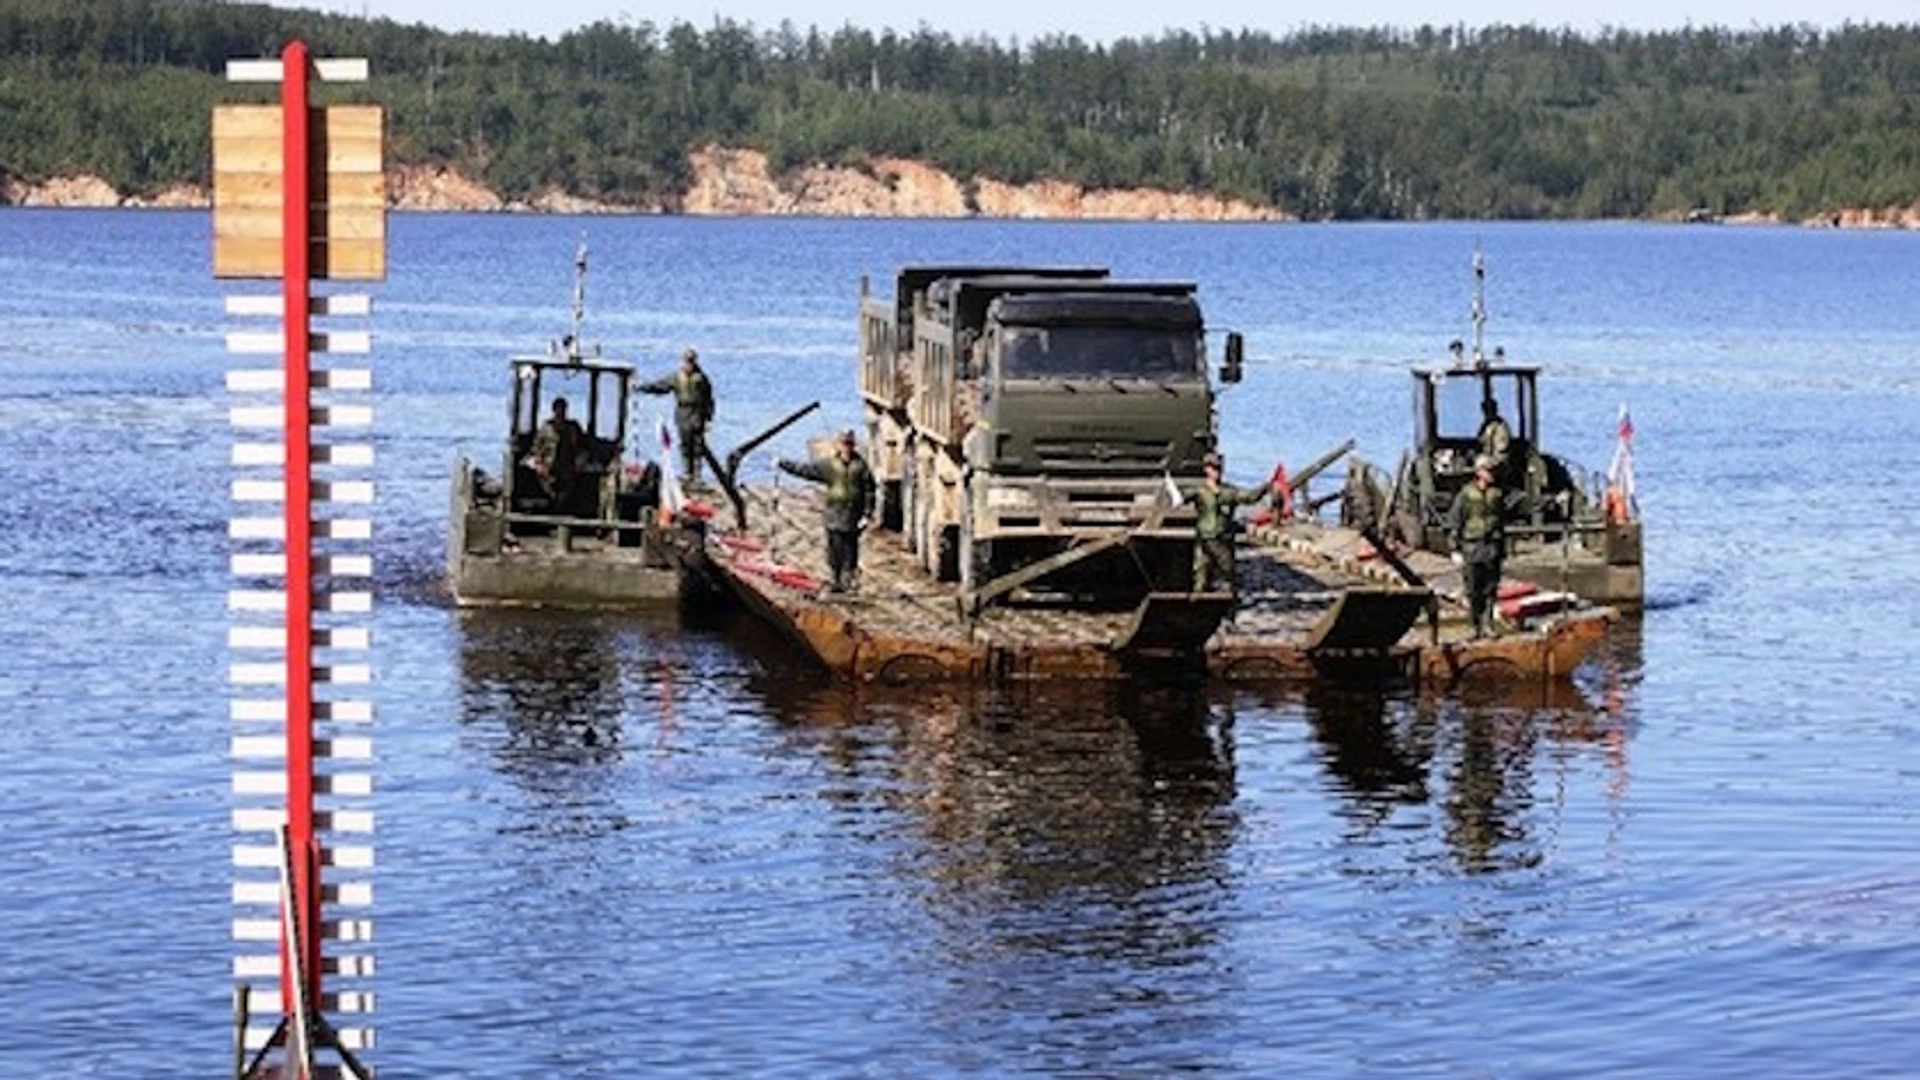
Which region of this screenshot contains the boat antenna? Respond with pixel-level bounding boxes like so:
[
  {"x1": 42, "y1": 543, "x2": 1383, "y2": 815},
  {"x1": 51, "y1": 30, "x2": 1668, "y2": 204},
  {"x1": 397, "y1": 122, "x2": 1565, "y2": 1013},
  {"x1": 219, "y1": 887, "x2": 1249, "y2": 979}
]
[
  {"x1": 566, "y1": 234, "x2": 588, "y2": 364},
  {"x1": 1470, "y1": 242, "x2": 1487, "y2": 366}
]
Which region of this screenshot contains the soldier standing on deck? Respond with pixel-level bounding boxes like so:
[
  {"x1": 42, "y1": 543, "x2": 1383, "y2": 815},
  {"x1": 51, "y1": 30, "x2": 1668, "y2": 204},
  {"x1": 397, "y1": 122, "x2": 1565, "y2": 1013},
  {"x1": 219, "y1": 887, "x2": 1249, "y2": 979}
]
[
  {"x1": 1191, "y1": 452, "x2": 1277, "y2": 594},
  {"x1": 641, "y1": 348, "x2": 714, "y2": 488},
  {"x1": 777, "y1": 430, "x2": 877, "y2": 595},
  {"x1": 1450, "y1": 455, "x2": 1509, "y2": 638}
]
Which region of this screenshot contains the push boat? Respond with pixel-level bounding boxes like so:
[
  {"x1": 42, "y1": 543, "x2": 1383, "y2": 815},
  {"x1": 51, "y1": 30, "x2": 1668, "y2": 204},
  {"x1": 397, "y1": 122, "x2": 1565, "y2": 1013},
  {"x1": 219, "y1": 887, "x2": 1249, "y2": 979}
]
[
  {"x1": 447, "y1": 247, "x2": 700, "y2": 608},
  {"x1": 1337, "y1": 252, "x2": 1644, "y2": 608}
]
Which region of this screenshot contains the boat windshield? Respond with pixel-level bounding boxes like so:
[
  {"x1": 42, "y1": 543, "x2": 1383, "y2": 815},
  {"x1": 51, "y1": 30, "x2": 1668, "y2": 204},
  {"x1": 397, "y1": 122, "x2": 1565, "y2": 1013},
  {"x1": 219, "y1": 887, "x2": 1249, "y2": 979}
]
[
  {"x1": 514, "y1": 364, "x2": 628, "y2": 443},
  {"x1": 1433, "y1": 373, "x2": 1524, "y2": 442},
  {"x1": 1001, "y1": 326, "x2": 1202, "y2": 380}
]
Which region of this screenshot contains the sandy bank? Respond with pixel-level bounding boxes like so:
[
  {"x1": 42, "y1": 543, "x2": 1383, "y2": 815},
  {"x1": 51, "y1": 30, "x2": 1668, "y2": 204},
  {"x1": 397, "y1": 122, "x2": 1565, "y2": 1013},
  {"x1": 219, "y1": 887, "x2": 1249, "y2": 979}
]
[{"x1": 5, "y1": 150, "x2": 1916, "y2": 228}]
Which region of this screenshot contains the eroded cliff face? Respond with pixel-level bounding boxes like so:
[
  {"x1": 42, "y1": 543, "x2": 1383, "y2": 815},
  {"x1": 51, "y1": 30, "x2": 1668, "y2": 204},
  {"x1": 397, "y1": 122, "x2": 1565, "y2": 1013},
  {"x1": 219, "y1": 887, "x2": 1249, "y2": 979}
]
[
  {"x1": 387, "y1": 164, "x2": 500, "y2": 212},
  {"x1": 1, "y1": 173, "x2": 209, "y2": 207},
  {"x1": 1815, "y1": 204, "x2": 1920, "y2": 228},
  {"x1": 4, "y1": 174, "x2": 124, "y2": 207},
  {"x1": 4, "y1": 152, "x2": 1917, "y2": 228},
  {"x1": 0, "y1": 149, "x2": 1285, "y2": 220},
  {"x1": 679, "y1": 146, "x2": 1283, "y2": 220}
]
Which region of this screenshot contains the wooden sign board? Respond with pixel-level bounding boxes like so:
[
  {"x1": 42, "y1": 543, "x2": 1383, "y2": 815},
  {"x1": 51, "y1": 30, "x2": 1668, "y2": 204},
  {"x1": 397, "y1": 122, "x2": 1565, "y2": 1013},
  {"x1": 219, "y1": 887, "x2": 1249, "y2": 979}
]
[{"x1": 213, "y1": 104, "x2": 386, "y2": 280}]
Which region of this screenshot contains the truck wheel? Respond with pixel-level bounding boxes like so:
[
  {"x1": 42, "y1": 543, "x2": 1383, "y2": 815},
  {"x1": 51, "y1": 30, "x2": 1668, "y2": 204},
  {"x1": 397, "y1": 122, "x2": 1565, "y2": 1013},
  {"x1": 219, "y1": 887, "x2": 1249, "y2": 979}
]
[
  {"x1": 935, "y1": 525, "x2": 960, "y2": 583},
  {"x1": 903, "y1": 465, "x2": 924, "y2": 563},
  {"x1": 958, "y1": 500, "x2": 988, "y2": 596},
  {"x1": 880, "y1": 479, "x2": 904, "y2": 533},
  {"x1": 958, "y1": 515, "x2": 975, "y2": 595},
  {"x1": 867, "y1": 420, "x2": 905, "y2": 533}
]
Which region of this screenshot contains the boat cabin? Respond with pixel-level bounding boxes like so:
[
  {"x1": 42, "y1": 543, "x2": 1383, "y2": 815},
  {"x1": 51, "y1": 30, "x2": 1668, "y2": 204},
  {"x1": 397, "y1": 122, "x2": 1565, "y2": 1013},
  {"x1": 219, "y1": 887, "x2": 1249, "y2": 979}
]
[
  {"x1": 1411, "y1": 358, "x2": 1542, "y2": 503},
  {"x1": 501, "y1": 350, "x2": 642, "y2": 525},
  {"x1": 447, "y1": 244, "x2": 701, "y2": 609}
]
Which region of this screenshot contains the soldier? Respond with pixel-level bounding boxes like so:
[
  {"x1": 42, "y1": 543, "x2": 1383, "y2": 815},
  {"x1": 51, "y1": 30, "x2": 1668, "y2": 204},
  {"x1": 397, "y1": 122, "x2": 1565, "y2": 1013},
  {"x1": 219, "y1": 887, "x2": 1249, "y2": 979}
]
[
  {"x1": 1450, "y1": 455, "x2": 1508, "y2": 638},
  {"x1": 529, "y1": 396, "x2": 586, "y2": 509},
  {"x1": 641, "y1": 348, "x2": 714, "y2": 488},
  {"x1": 1191, "y1": 452, "x2": 1276, "y2": 594},
  {"x1": 1477, "y1": 397, "x2": 1513, "y2": 482},
  {"x1": 777, "y1": 430, "x2": 877, "y2": 595}
]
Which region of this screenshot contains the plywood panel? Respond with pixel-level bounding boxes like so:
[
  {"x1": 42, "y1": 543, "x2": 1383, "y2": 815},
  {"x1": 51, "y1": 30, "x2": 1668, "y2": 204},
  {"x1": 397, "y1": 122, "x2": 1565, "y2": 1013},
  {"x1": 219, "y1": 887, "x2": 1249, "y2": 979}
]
[
  {"x1": 322, "y1": 106, "x2": 382, "y2": 141},
  {"x1": 213, "y1": 236, "x2": 284, "y2": 279},
  {"x1": 319, "y1": 239, "x2": 386, "y2": 281},
  {"x1": 320, "y1": 173, "x2": 385, "y2": 209},
  {"x1": 213, "y1": 103, "x2": 386, "y2": 280},
  {"x1": 217, "y1": 238, "x2": 389, "y2": 282},
  {"x1": 215, "y1": 138, "x2": 289, "y2": 176},
  {"x1": 213, "y1": 104, "x2": 281, "y2": 140},
  {"x1": 312, "y1": 210, "x2": 384, "y2": 241},
  {"x1": 213, "y1": 172, "x2": 286, "y2": 209},
  {"x1": 214, "y1": 206, "x2": 283, "y2": 240},
  {"x1": 323, "y1": 142, "x2": 384, "y2": 174}
]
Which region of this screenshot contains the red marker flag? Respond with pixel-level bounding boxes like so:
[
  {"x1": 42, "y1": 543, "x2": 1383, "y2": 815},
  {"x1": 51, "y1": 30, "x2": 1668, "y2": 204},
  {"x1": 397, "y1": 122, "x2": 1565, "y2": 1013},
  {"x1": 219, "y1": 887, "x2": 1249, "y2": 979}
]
[
  {"x1": 1606, "y1": 403, "x2": 1638, "y2": 520},
  {"x1": 657, "y1": 414, "x2": 685, "y2": 515}
]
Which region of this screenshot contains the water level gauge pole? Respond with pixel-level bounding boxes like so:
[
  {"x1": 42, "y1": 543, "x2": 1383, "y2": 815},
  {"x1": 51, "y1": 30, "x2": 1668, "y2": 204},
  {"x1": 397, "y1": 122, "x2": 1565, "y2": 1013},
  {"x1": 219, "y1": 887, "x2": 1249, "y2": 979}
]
[{"x1": 216, "y1": 39, "x2": 386, "y2": 1080}]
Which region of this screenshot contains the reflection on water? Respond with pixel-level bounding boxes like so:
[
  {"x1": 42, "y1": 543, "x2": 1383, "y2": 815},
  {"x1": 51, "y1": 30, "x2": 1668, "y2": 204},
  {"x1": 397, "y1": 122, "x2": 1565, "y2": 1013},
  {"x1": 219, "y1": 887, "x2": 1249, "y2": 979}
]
[
  {"x1": 1302, "y1": 683, "x2": 1431, "y2": 818},
  {"x1": 765, "y1": 677, "x2": 1238, "y2": 911},
  {"x1": 759, "y1": 677, "x2": 1243, "y2": 1072},
  {"x1": 454, "y1": 608, "x2": 684, "y2": 841},
  {"x1": 457, "y1": 609, "x2": 632, "y2": 763},
  {"x1": 1286, "y1": 632, "x2": 1637, "y2": 874}
]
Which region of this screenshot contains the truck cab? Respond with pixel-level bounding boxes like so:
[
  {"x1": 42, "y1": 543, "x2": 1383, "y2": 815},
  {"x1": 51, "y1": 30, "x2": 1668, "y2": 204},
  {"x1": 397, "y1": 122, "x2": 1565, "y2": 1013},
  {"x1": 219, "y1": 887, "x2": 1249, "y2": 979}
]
[{"x1": 860, "y1": 266, "x2": 1242, "y2": 608}]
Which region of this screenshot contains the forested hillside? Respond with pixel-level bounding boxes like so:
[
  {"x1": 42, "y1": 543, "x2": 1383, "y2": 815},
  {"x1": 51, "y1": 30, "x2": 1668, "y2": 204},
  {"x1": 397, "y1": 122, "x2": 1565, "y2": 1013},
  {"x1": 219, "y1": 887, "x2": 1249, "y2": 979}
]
[{"x1": 3, "y1": 0, "x2": 1918, "y2": 219}]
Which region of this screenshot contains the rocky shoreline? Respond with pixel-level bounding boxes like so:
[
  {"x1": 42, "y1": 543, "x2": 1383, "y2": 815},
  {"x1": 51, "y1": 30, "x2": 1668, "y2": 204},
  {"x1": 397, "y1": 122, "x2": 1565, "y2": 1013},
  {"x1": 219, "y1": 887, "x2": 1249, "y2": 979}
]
[{"x1": 5, "y1": 146, "x2": 1917, "y2": 228}]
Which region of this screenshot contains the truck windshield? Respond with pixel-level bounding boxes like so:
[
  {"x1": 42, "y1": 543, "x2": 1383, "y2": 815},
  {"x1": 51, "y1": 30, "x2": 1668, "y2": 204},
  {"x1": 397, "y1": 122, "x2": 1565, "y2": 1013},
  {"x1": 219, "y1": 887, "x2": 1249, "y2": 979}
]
[{"x1": 1001, "y1": 326, "x2": 1201, "y2": 380}]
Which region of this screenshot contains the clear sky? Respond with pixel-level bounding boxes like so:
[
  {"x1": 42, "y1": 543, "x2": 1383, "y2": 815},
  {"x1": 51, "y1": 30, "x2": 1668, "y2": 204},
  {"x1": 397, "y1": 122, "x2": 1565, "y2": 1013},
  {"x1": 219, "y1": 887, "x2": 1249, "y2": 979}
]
[{"x1": 281, "y1": 0, "x2": 1913, "y2": 45}]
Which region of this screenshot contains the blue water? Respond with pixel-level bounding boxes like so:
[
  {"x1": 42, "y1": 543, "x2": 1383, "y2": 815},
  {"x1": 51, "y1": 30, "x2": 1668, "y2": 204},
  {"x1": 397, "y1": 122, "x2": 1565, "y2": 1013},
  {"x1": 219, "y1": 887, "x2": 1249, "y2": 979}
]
[{"x1": 2, "y1": 209, "x2": 1918, "y2": 1076}]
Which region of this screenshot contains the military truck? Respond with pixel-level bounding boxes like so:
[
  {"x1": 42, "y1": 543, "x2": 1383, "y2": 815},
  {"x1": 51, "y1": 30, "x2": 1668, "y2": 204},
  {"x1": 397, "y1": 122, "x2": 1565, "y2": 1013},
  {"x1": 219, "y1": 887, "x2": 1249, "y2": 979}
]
[{"x1": 857, "y1": 266, "x2": 1243, "y2": 609}]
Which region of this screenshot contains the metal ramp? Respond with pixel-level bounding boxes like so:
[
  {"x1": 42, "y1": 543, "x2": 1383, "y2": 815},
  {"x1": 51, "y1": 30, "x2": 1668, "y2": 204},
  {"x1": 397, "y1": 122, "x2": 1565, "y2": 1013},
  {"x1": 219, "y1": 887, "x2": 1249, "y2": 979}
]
[
  {"x1": 1301, "y1": 587, "x2": 1432, "y2": 652},
  {"x1": 1117, "y1": 592, "x2": 1235, "y2": 655}
]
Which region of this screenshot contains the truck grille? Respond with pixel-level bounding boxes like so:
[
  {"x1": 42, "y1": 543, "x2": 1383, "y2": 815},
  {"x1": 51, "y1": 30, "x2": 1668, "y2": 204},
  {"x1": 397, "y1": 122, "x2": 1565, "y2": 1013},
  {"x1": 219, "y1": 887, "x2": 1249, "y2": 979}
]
[{"x1": 1031, "y1": 438, "x2": 1174, "y2": 472}]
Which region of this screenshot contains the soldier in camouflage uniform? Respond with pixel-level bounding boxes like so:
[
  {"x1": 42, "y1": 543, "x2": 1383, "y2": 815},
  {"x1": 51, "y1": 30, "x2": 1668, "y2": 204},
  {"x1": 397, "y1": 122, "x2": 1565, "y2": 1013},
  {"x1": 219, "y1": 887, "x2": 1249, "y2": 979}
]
[
  {"x1": 1449, "y1": 455, "x2": 1509, "y2": 638},
  {"x1": 529, "y1": 396, "x2": 587, "y2": 510},
  {"x1": 1191, "y1": 452, "x2": 1275, "y2": 594},
  {"x1": 777, "y1": 430, "x2": 877, "y2": 594},
  {"x1": 641, "y1": 348, "x2": 715, "y2": 488},
  {"x1": 1477, "y1": 397, "x2": 1514, "y2": 486}
]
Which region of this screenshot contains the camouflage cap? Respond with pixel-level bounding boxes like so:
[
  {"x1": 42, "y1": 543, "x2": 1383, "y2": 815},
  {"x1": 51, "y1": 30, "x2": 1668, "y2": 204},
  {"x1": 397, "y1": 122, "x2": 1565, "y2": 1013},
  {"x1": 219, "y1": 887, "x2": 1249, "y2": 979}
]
[
  {"x1": 1202, "y1": 452, "x2": 1223, "y2": 469},
  {"x1": 839, "y1": 429, "x2": 858, "y2": 446},
  {"x1": 1474, "y1": 454, "x2": 1495, "y2": 472},
  {"x1": 682, "y1": 347, "x2": 699, "y2": 362}
]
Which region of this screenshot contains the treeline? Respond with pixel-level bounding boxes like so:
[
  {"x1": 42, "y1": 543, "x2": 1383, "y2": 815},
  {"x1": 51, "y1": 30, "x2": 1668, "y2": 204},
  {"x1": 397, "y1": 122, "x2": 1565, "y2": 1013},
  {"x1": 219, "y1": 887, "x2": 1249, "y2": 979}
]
[{"x1": 2, "y1": 0, "x2": 1919, "y2": 218}]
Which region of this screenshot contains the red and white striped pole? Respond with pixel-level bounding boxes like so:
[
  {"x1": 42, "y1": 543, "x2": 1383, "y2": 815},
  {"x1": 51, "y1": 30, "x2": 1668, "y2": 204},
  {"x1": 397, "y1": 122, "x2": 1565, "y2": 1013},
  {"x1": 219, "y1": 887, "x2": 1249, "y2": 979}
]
[{"x1": 223, "y1": 41, "x2": 379, "y2": 1079}]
